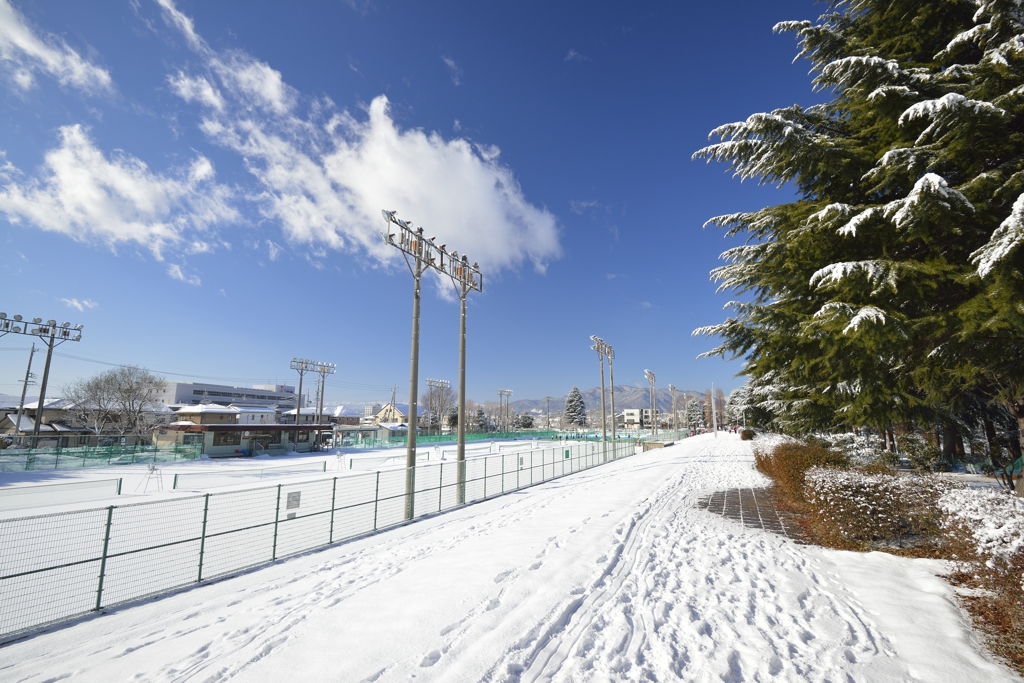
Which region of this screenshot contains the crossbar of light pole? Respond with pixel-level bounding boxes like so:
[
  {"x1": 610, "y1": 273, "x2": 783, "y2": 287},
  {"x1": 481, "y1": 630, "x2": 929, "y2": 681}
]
[
  {"x1": 2, "y1": 312, "x2": 85, "y2": 445},
  {"x1": 382, "y1": 210, "x2": 483, "y2": 515}
]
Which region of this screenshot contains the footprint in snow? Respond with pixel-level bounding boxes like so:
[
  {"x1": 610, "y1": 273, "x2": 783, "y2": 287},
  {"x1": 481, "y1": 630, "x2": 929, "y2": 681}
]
[
  {"x1": 494, "y1": 569, "x2": 514, "y2": 583},
  {"x1": 420, "y1": 650, "x2": 441, "y2": 667}
]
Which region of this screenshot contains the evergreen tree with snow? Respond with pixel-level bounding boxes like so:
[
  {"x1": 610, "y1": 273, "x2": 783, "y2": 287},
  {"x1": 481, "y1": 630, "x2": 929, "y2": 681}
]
[
  {"x1": 693, "y1": 0, "x2": 1024, "y2": 449},
  {"x1": 564, "y1": 386, "x2": 587, "y2": 427}
]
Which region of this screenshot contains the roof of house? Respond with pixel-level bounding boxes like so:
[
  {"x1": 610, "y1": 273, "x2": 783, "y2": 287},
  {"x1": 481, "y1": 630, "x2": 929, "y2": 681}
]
[{"x1": 175, "y1": 404, "x2": 239, "y2": 414}]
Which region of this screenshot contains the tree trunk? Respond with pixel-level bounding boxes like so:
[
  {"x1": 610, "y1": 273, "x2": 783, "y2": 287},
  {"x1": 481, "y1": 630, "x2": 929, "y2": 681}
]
[
  {"x1": 941, "y1": 420, "x2": 958, "y2": 465},
  {"x1": 983, "y1": 416, "x2": 998, "y2": 458},
  {"x1": 1004, "y1": 400, "x2": 1024, "y2": 497}
]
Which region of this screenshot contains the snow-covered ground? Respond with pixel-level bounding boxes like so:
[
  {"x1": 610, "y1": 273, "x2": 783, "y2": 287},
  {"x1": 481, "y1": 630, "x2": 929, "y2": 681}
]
[{"x1": 0, "y1": 433, "x2": 1016, "y2": 682}]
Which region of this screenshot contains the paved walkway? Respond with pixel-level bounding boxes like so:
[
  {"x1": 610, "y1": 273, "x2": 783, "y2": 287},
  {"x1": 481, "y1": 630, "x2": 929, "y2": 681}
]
[{"x1": 697, "y1": 487, "x2": 806, "y2": 542}]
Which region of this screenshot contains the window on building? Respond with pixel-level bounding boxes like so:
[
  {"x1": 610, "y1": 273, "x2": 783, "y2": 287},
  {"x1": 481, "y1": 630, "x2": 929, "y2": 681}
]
[
  {"x1": 213, "y1": 431, "x2": 241, "y2": 447},
  {"x1": 297, "y1": 431, "x2": 309, "y2": 443}
]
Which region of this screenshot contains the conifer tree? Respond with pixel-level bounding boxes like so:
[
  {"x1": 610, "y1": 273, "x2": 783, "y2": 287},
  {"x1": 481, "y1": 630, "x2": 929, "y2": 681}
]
[
  {"x1": 693, "y1": 0, "x2": 1024, "y2": 448},
  {"x1": 564, "y1": 386, "x2": 587, "y2": 427}
]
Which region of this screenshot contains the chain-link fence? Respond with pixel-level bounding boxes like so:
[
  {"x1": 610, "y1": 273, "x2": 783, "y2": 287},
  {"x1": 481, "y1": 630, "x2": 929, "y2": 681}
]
[
  {"x1": 0, "y1": 444, "x2": 202, "y2": 473},
  {"x1": 0, "y1": 440, "x2": 634, "y2": 641}
]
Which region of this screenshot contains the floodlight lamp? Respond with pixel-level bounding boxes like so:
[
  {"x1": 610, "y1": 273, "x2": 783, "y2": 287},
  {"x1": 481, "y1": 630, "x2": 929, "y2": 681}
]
[
  {"x1": 47, "y1": 319, "x2": 56, "y2": 326},
  {"x1": 74, "y1": 324, "x2": 83, "y2": 330},
  {"x1": 12, "y1": 326, "x2": 21, "y2": 333},
  {"x1": 72, "y1": 334, "x2": 81, "y2": 341},
  {"x1": 32, "y1": 318, "x2": 41, "y2": 324},
  {"x1": 61, "y1": 322, "x2": 69, "y2": 328},
  {"x1": 0, "y1": 312, "x2": 5, "y2": 319},
  {"x1": 14, "y1": 314, "x2": 22, "y2": 321}
]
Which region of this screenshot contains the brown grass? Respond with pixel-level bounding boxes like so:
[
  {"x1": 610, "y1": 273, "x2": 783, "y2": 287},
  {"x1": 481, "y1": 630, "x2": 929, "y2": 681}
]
[{"x1": 753, "y1": 441, "x2": 847, "y2": 506}]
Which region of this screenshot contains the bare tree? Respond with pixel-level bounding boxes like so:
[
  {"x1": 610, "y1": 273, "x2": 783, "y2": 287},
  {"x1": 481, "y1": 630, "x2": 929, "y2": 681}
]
[
  {"x1": 62, "y1": 366, "x2": 166, "y2": 438},
  {"x1": 62, "y1": 373, "x2": 118, "y2": 435}
]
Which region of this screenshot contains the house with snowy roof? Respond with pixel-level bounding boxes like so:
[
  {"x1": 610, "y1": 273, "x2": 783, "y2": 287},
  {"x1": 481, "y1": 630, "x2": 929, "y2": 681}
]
[{"x1": 373, "y1": 402, "x2": 425, "y2": 425}]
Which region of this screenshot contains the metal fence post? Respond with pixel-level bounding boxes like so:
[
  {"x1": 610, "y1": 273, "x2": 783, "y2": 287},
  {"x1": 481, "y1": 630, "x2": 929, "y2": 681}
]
[
  {"x1": 501, "y1": 454, "x2": 505, "y2": 493},
  {"x1": 271, "y1": 484, "x2": 282, "y2": 561},
  {"x1": 197, "y1": 493, "x2": 210, "y2": 582},
  {"x1": 373, "y1": 471, "x2": 380, "y2": 531},
  {"x1": 95, "y1": 505, "x2": 114, "y2": 611},
  {"x1": 329, "y1": 477, "x2": 337, "y2": 544},
  {"x1": 483, "y1": 456, "x2": 487, "y2": 498},
  {"x1": 438, "y1": 462, "x2": 443, "y2": 511}
]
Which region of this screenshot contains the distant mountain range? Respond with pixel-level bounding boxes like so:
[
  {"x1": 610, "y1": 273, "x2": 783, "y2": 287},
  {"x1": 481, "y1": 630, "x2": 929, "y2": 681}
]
[{"x1": 510, "y1": 386, "x2": 705, "y2": 415}]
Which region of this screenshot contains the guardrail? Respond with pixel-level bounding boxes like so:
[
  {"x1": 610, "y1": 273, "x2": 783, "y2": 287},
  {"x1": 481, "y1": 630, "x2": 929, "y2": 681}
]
[{"x1": 0, "y1": 440, "x2": 635, "y2": 642}]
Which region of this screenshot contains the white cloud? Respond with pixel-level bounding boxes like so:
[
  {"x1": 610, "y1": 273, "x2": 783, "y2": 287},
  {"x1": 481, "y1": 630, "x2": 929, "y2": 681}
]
[
  {"x1": 453, "y1": 119, "x2": 461, "y2": 132},
  {"x1": 160, "y1": 1, "x2": 561, "y2": 274},
  {"x1": 565, "y1": 49, "x2": 588, "y2": 62},
  {"x1": 0, "y1": 0, "x2": 112, "y2": 93},
  {"x1": 442, "y1": 56, "x2": 462, "y2": 86},
  {"x1": 167, "y1": 263, "x2": 200, "y2": 285},
  {"x1": 59, "y1": 297, "x2": 98, "y2": 311},
  {"x1": 168, "y1": 71, "x2": 224, "y2": 110},
  {"x1": 267, "y1": 239, "x2": 281, "y2": 260},
  {"x1": 0, "y1": 124, "x2": 238, "y2": 258}
]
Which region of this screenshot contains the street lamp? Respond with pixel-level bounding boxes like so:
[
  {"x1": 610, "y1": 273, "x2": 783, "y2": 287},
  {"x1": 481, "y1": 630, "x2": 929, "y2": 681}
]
[
  {"x1": 382, "y1": 210, "x2": 483, "y2": 514},
  {"x1": 644, "y1": 369, "x2": 657, "y2": 436},
  {"x1": 1, "y1": 312, "x2": 84, "y2": 444}
]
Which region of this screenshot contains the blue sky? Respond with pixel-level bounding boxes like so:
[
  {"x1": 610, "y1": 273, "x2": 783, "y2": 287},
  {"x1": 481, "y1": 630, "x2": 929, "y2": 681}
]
[{"x1": 0, "y1": 0, "x2": 822, "y2": 407}]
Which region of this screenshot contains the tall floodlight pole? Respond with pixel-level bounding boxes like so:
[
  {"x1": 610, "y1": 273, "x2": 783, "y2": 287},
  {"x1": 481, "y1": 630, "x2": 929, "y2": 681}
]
[
  {"x1": 0, "y1": 314, "x2": 86, "y2": 445},
  {"x1": 498, "y1": 389, "x2": 513, "y2": 432},
  {"x1": 315, "y1": 362, "x2": 336, "y2": 447},
  {"x1": 425, "y1": 378, "x2": 450, "y2": 436},
  {"x1": 590, "y1": 336, "x2": 608, "y2": 460},
  {"x1": 290, "y1": 358, "x2": 314, "y2": 445},
  {"x1": 607, "y1": 343, "x2": 616, "y2": 446},
  {"x1": 384, "y1": 210, "x2": 482, "y2": 513},
  {"x1": 644, "y1": 369, "x2": 656, "y2": 436},
  {"x1": 544, "y1": 396, "x2": 553, "y2": 430},
  {"x1": 669, "y1": 384, "x2": 677, "y2": 433}
]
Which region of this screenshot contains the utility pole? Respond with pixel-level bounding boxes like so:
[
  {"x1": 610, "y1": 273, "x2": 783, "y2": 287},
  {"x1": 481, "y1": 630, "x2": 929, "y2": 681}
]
[
  {"x1": 544, "y1": 396, "x2": 553, "y2": 430},
  {"x1": 14, "y1": 343, "x2": 36, "y2": 444},
  {"x1": 383, "y1": 210, "x2": 482, "y2": 514}
]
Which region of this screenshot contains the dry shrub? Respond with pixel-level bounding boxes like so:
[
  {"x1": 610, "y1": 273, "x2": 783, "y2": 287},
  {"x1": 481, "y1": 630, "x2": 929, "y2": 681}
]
[
  {"x1": 939, "y1": 489, "x2": 1024, "y2": 671},
  {"x1": 804, "y1": 468, "x2": 958, "y2": 550},
  {"x1": 754, "y1": 441, "x2": 847, "y2": 506},
  {"x1": 740, "y1": 429, "x2": 755, "y2": 441}
]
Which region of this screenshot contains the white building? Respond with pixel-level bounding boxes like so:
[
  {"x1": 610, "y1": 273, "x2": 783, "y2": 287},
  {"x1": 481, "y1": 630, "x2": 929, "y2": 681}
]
[{"x1": 155, "y1": 382, "x2": 295, "y2": 408}]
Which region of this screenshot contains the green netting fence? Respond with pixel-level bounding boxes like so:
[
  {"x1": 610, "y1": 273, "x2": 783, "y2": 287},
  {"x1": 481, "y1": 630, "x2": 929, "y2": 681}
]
[{"x1": 0, "y1": 444, "x2": 202, "y2": 472}]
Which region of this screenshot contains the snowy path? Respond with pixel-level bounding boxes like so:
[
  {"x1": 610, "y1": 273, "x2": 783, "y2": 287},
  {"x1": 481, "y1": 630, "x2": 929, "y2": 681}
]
[{"x1": 0, "y1": 434, "x2": 1015, "y2": 682}]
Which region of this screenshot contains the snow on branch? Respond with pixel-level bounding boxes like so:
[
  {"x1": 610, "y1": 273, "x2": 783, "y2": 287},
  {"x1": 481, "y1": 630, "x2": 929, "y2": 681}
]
[
  {"x1": 971, "y1": 191, "x2": 1024, "y2": 277},
  {"x1": 809, "y1": 260, "x2": 898, "y2": 292},
  {"x1": 881, "y1": 173, "x2": 974, "y2": 229},
  {"x1": 898, "y1": 93, "x2": 1005, "y2": 145}
]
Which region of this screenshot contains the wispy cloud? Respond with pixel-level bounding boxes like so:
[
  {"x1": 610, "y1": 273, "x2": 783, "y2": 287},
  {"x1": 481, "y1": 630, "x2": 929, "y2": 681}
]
[
  {"x1": 59, "y1": 297, "x2": 98, "y2": 311},
  {"x1": 564, "y1": 49, "x2": 588, "y2": 62},
  {"x1": 267, "y1": 239, "x2": 281, "y2": 261},
  {"x1": 159, "y1": 0, "x2": 561, "y2": 274},
  {"x1": 570, "y1": 199, "x2": 602, "y2": 215},
  {"x1": 441, "y1": 56, "x2": 462, "y2": 86},
  {"x1": 167, "y1": 263, "x2": 201, "y2": 285},
  {"x1": 0, "y1": 0, "x2": 113, "y2": 93},
  {"x1": 0, "y1": 124, "x2": 238, "y2": 259}
]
